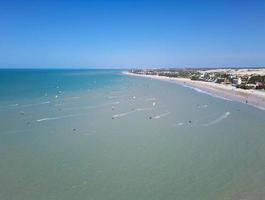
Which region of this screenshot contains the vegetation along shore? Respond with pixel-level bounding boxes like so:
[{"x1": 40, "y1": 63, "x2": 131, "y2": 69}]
[{"x1": 125, "y1": 68, "x2": 265, "y2": 110}]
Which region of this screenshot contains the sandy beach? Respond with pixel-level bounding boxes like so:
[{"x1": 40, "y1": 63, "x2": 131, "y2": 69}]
[{"x1": 124, "y1": 71, "x2": 265, "y2": 110}]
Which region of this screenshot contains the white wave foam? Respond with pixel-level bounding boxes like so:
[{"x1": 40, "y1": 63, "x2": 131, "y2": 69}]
[
  {"x1": 182, "y1": 84, "x2": 232, "y2": 101},
  {"x1": 203, "y1": 112, "x2": 231, "y2": 126},
  {"x1": 247, "y1": 103, "x2": 265, "y2": 111}
]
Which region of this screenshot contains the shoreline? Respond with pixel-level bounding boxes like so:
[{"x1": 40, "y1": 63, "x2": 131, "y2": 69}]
[{"x1": 123, "y1": 71, "x2": 265, "y2": 111}]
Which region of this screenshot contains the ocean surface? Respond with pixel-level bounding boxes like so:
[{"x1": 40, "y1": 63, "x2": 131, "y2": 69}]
[{"x1": 1, "y1": 69, "x2": 265, "y2": 200}]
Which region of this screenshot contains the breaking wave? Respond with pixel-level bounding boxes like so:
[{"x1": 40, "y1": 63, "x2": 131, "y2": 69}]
[{"x1": 181, "y1": 84, "x2": 232, "y2": 101}]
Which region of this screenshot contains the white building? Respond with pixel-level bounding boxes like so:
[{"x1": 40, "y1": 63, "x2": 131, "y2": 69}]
[{"x1": 232, "y1": 77, "x2": 242, "y2": 85}]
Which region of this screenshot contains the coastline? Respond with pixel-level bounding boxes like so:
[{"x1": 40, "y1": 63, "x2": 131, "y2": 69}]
[{"x1": 123, "y1": 71, "x2": 265, "y2": 111}]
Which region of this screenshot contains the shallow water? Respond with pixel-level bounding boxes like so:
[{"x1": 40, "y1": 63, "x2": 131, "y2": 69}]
[{"x1": 1, "y1": 69, "x2": 265, "y2": 200}]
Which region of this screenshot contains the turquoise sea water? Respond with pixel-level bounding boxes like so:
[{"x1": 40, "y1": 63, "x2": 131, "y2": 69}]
[{"x1": 1, "y1": 69, "x2": 265, "y2": 200}]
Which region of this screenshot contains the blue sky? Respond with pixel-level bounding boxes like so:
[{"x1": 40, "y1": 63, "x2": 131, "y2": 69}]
[{"x1": 0, "y1": 0, "x2": 265, "y2": 68}]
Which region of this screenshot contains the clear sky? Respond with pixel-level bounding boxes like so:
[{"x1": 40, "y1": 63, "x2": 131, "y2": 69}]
[{"x1": 0, "y1": 0, "x2": 265, "y2": 68}]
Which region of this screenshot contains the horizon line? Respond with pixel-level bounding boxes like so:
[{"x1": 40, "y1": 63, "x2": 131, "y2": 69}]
[{"x1": 0, "y1": 66, "x2": 265, "y2": 70}]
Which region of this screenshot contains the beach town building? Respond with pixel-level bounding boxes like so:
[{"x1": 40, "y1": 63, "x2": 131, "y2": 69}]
[
  {"x1": 232, "y1": 77, "x2": 242, "y2": 85},
  {"x1": 215, "y1": 78, "x2": 225, "y2": 84},
  {"x1": 131, "y1": 68, "x2": 265, "y2": 91}
]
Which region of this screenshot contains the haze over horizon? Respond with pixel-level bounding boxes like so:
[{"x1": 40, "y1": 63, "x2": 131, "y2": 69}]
[{"x1": 1, "y1": 0, "x2": 265, "y2": 69}]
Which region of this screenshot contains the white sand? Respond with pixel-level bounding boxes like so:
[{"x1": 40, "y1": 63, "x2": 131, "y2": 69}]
[
  {"x1": 199, "y1": 68, "x2": 265, "y2": 76},
  {"x1": 124, "y1": 71, "x2": 265, "y2": 110}
]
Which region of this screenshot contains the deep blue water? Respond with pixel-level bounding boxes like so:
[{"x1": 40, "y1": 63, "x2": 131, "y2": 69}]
[{"x1": 0, "y1": 69, "x2": 122, "y2": 101}]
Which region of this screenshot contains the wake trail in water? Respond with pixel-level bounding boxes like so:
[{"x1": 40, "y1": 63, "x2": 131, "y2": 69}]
[
  {"x1": 112, "y1": 107, "x2": 153, "y2": 119},
  {"x1": 203, "y1": 112, "x2": 231, "y2": 126},
  {"x1": 1, "y1": 129, "x2": 32, "y2": 135},
  {"x1": 36, "y1": 101, "x2": 121, "y2": 122},
  {"x1": 174, "y1": 122, "x2": 184, "y2": 126},
  {"x1": 2, "y1": 101, "x2": 51, "y2": 110},
  {"x1": 18, "y1": 101, "x2": 51, "y2": 108},
  {"x1": 64, "y1": 101, "x2": 120, "y2": 111},
  {"x1": 0, "y1": 101, "x2": 50, "y2": 111},
  {"x1": 36, "y1": 113, "x2": 90, "y2": 122},
  {"x1": 153, "y1": 111, "x2": 171, "y2": 119},
  {"x1": 63, "y1": 96, "x2": 81, "y2": 101},
  {"x1": 136, "y1": 107, "x2": 153, "y2": 111},
  {"x1": 112, "y1": 110, "x2": 136, "y2": 119},
  {"x1": 9, "y1": 103, "x2": 19, "y2": 107},
  {"x1": 107, "y1": 94, "x2": 128, "y2": 99},
  {"x1": 146, "y1": 97, "x2": 156, "y2": 101}
]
